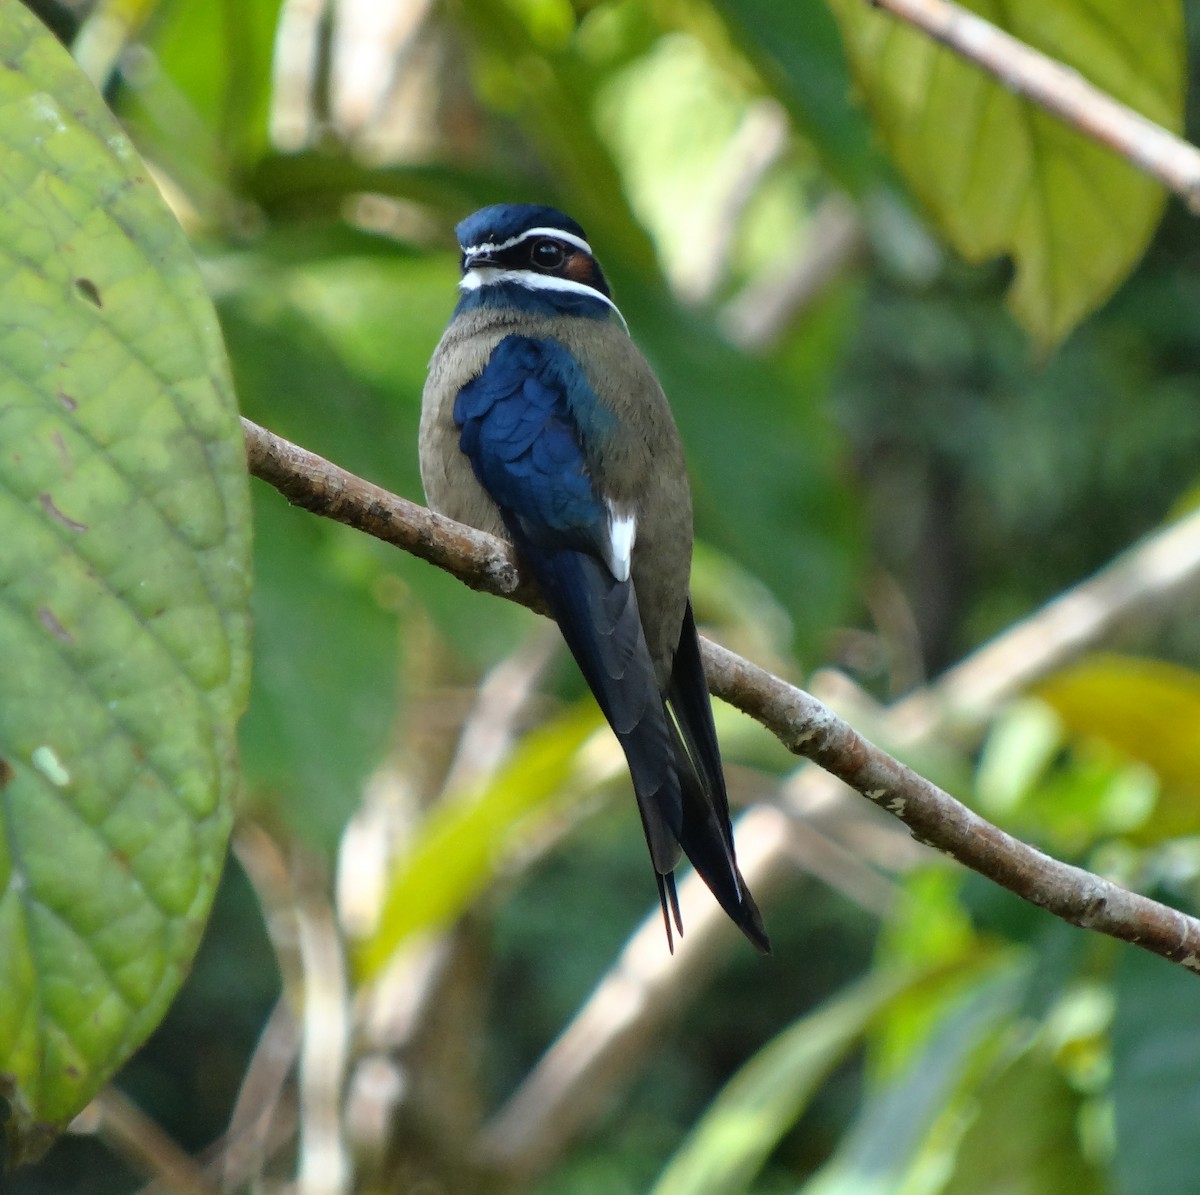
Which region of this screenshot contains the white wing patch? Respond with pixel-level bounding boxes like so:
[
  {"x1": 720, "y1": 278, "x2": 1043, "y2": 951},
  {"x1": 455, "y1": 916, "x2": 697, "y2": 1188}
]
[{"x1": 606, "y1": 504, "x2": 637, "y2": 582}]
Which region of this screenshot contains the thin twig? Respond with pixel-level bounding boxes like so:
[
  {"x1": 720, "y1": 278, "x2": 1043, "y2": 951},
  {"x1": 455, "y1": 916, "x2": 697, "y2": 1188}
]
[
  {"x1": 868, "y1": 0, "x2": 1200, "y2": 211},
  {"x1": 242, "y1": 417, "x2": 529, "y2": 606},
  {"x1": 706, "y1": 638, "x2": 1200, "y2": 964},
  {"x1": 218, "y1": 998, "x2": 301, "y2": 1194},
  {"x1": 242, "y1": 417, "x2": 1200, "y2": 975},
  {"x1": 294, "y1": 865, "x2": 353, "y2": 1195},
  {"x1": 76, "y1": 1088, "x2": 218, "y2": 1195},
  {"x1": 134, "y1": 999, "x2": 300, "y2": 1195}
]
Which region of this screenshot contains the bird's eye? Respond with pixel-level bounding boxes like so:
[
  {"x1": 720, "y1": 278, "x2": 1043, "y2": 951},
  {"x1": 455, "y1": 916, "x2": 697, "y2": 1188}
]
[{"x1": 531, "y1": 239, "x2": 566, "y2": 270}]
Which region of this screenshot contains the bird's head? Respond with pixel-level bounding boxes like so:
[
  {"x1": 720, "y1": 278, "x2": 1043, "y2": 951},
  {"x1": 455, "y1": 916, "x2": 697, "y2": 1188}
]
[{"x1": 453, "y1": 204, "x2": 622, "y2": 323}]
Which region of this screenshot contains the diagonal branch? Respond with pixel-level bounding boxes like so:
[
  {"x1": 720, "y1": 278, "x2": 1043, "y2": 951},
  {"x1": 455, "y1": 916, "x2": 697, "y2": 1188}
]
[{"x1": 242, "y1": 417, "x2": 1200, "y2": 977}]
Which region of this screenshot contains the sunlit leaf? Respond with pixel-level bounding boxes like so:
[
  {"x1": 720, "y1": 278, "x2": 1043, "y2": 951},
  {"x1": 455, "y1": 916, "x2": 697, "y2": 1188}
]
[
  {"x1": 973, "y1": 690, "x2": 1158, "y2": 853},
  {"x1": 826, "y1": 0, "x2": 1184, "y2": 351},
  {"x1": 1037, "y1": 653, "x2": 1200, "y2": 841},
  {"x1": 0, "y1": 2, "x2": 250, "y2": 1159},
  {"x1": 1112, "y1": 948, "x2": 1200, "y2": 1195},
  {"x1": 975, "y1": 698, "x2": 1063, "y2": 818},
  {"x1": 355, "y1": 704, "x2": 603, "y2": 980}
]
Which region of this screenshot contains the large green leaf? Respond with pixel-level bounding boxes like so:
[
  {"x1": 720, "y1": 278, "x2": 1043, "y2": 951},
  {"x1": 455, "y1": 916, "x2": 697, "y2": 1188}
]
[
  {"x1": 941, "y1": 1049, "x2": 1103, "y2": 1194},
  {"x1": 0, "y1": 1, "x2": 250, "y2": 1161},
  {"x1": 651, "y1": 968, "x2": 925, "y2": 1195},
  {"x1": 826, "y1": 0, "x2": 1184, "y2": 350},
  {"x1": 1111, "y1": 949, "x2": 1200, "y2": 1195}
]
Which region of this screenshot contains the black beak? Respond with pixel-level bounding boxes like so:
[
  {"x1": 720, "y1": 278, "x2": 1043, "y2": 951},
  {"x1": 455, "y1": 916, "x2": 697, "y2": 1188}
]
[{"x1": 463, "y1": 249, "x2": 500, "y2": 272}]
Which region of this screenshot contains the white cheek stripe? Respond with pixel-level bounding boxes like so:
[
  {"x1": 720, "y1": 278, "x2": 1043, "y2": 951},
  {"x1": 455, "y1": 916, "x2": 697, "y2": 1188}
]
[
  {"x1": 463, "y1": 226, "x2": 593, "y2": 257},
  {"x1": 459, "y1": 267, "x2": 629, "y2": 331},
  {"x1": 606, "y1": 504, "x2": 637, "y2": 583}
]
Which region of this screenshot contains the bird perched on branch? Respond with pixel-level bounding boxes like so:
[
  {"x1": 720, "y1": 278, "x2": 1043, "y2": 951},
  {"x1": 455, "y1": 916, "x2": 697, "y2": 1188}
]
[{"x1": 420, "y1": 203, "x2": 769, "y2": 953}]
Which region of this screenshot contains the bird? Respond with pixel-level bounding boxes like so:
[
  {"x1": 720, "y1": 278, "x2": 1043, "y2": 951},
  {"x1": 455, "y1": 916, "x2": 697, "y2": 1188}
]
[{"x1": 419, "y1": 203, "x2": 769, "y2": 954}]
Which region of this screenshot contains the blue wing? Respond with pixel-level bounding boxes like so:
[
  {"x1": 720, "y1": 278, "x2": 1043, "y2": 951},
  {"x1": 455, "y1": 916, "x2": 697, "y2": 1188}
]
[{"x1": 455, "y1": 335, "x2": 685, "y2": 926}]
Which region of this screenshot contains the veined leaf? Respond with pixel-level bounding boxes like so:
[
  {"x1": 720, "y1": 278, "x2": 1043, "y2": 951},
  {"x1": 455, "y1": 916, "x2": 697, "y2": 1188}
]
[
  {"x1": 0, "y1": 1, "x2": 250, "y2": 1161},
  {"x1": 826, "y1": 0, "x2": 1184, "y2": 351}
]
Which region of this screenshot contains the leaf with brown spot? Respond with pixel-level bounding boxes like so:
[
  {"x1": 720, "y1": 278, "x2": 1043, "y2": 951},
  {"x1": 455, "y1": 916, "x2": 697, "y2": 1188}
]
[{"x1": 0, "y1": 2, "x2": 250, "y2": 1164}]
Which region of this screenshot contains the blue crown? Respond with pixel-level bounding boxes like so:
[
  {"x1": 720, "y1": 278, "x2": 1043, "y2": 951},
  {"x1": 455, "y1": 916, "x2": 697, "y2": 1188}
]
[{"x1": 455, "y1": 204, "x2": 588, "y2": 250}]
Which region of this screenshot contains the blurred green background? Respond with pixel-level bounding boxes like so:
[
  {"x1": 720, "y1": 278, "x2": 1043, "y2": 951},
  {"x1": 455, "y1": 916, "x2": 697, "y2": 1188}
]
[{"x1": 12, "y1": 0, "x2": 1200, "y2": 1191}]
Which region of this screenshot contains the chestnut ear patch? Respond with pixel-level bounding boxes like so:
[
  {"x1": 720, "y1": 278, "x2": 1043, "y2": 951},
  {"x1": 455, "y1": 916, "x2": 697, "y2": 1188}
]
[{"x1": 563, "y1": 251, "x2": 595, "y2": 284}]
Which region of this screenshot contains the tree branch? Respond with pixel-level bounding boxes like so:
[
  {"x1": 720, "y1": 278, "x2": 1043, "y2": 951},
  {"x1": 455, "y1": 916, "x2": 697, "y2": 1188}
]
[
  {"x1": 869, "y1": 0, "x2": 1200, "y2": 211},
  {"x1": 242, "y1": 417, "x2": 1200, "y2": 977}
]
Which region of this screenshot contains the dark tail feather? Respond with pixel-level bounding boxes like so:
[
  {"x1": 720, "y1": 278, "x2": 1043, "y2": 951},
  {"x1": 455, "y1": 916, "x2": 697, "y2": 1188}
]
[
  {"x1": 519, "y1": 543, "x2": 684, "y2": 874},
  {"x1": 671, "y1": 725, "x2": 771, "y2": 953},
  {"x1": 666, "y1": 603, "x2": 728, "y2": 808},
  {"x1": 667, "y1": 603, "x2": 772, "y2": 954},
  {"x1": 518, "y1": 543, "x2": 767, "y2": 953},
  {"x1": 656, "y1": 872, "x2": 684, "y2": 953}
]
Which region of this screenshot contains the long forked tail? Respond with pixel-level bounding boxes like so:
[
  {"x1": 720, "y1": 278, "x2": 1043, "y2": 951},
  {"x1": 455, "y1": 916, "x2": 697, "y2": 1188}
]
[
  {"x1": 520, "y1": 543, "x2": 768, "y2": 952},
  {"x1": 667, "y1": 603, "x2": 771, "y2": 954}
]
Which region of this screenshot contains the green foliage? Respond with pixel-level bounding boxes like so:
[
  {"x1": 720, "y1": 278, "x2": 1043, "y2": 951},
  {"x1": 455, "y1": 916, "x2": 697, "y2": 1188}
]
[
  {"x1": 826, "y1": 0, "x2": 1184, "y2": 352},
  {"x1": 0, "y1": 0, "x2": 249, "y2": 1161},
  {"x1": 1112, "y1": 950, "x2": 1200, "y2": 1195},
  {"x1": 800, "y1": 964, "x2": 1027, "y2": 1194},
  {"x1": 356, "y1": 702, "x2": 603, "y2": 979},
  {"x1": 710, "y1": 0, "x2": 873, "y2": 191},
  {"x1": 940, "y1": 1047, "x2": 1105, "y2": 1195},
  {"x1": 1037, "y1": 654, "x2": 1200, "y2": 841},
  {"x1": 5, "y1": 0, "x2": 1200, "y2": 1190},
  {"x1": 652, "y1": 967, "x2": 933, "y2": 1195},
  {"x1": 115, "y1": 0, "x2": 285, "y2": 193}
]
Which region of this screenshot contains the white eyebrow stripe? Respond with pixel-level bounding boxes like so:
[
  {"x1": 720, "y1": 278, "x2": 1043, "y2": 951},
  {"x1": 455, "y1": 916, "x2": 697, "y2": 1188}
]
[
  {"x1": 459, "y1": 267, "x2": 629, "y2": 332},
  {"x1": 462, "y1": 227, "x2": 594, "y2": 257}
]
